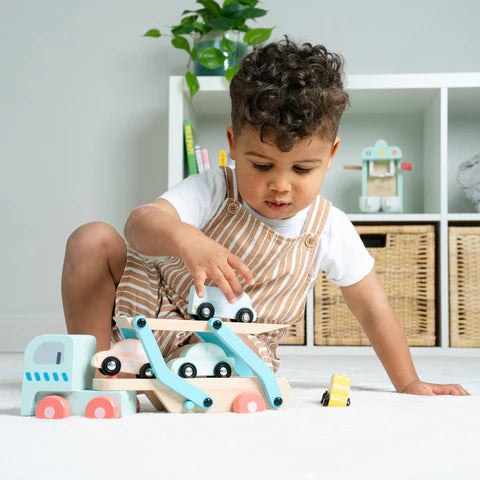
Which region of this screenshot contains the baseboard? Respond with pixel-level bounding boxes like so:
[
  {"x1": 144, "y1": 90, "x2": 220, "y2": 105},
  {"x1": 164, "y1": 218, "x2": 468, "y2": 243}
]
[{"x1": 0, "y1": 314, "x2": 66, "y2": 352}]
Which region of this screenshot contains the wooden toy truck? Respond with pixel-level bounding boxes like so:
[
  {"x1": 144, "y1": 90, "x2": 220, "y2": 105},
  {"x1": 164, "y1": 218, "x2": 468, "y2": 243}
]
[
  {"x1": 21, "y1": 335, "x2": 137, "y2": 419},
  {"x1": 22, "y1": 318, "x2": 291, "y2": 417}
]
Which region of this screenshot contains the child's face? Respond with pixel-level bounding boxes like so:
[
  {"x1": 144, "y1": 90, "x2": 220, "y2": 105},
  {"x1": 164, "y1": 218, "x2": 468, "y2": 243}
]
[{"x1": 226, "y1": 125, "x2": 340, "y2": 219}]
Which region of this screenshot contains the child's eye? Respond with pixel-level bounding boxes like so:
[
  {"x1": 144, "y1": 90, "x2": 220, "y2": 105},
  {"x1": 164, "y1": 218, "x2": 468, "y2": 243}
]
[
  {"x1": 252, "y1": 163, "x2": 272, "y2": 171},
  {"x1": 294, "y1": 166, "x2": 312, "y2": 174}
]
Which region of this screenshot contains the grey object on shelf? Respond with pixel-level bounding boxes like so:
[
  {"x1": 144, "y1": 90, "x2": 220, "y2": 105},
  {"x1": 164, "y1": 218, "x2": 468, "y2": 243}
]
[{"x1": 458, "y1": 153, "x2": 480, "y2": 212}]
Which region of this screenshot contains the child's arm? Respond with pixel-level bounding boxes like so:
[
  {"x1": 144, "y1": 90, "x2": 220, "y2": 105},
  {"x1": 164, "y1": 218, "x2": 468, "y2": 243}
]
[
  {"x1": 340, "y1": 270, "x2": 470, "y2": 396},
  {"x1": 124, "y1": 199, "x2": 255, "y2": 303}
]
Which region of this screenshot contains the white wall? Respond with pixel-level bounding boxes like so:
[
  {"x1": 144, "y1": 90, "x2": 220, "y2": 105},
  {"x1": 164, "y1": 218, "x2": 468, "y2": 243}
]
[{"x1": 1, "y1": 0, "x2": 479, "y2": 351}]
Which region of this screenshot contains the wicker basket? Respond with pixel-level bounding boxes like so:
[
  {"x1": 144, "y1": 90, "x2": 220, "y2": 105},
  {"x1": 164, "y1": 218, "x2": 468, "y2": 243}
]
[
  {"x1": 449, "y1": 227, "x2": 480, "y2": 347},
  {"x1": 314, "y1": 224, "x2": 436, "y2": 346},
  {"x1": 280, "y1": 317, "x2": 305, "y2": 345}
]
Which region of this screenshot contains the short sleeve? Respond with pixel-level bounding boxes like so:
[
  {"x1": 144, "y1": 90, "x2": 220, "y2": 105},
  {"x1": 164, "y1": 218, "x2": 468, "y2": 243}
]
[
  {"x1": 159, "y1": 167, "x2": 226, "y2": 229},
  {"x1": 314, "y1": 206, "x2": 374, "y2": 287}
]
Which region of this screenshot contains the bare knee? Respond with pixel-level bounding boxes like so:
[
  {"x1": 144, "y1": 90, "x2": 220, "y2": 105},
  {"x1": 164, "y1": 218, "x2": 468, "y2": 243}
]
[{"x1": 64, "y1": 222, "x2": 126, "y2": 284}]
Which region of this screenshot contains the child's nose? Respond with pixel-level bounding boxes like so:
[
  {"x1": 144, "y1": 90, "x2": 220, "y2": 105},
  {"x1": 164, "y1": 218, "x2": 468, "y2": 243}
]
[{"x1": 268, "y1": 174, "x2": 291, "y2": 193}]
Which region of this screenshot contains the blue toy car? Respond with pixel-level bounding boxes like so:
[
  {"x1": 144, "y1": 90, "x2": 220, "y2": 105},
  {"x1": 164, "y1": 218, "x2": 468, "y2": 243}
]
[
  {"x1": 167, "y1": 343, "x2": 235, "y2": 378},
  {"x1": 188, "y1": 285, "x2": 256, "y2": 323}
]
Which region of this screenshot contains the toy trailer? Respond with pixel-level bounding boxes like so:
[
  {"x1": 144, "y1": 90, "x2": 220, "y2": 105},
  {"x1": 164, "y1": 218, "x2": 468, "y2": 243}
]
[
  {"x1": 21, "y1": 335, "x2": 137, "y2": 419},
  {"x1": 94, "y1": 316, "x2": 291, "y2": 414}
]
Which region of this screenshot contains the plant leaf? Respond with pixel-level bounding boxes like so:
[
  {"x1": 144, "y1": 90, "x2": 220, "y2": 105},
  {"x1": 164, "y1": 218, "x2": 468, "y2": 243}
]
[
  {"x1": 171, "y1": 23, "x2": 196, "y2": 35},
  {"x1": 171, "y1": 36, "x2": 191, "y2": 53},
  {"x1": 185, "y1": 72, "x2": 200, "y2": 102},
  {"x1": 193, "y1": 22, "x2": 207, "y2": 33},
  {"x1": 222, "y1": 3, "x2": 250, "y2": 18},
  {"x1": 245, "y1": 7, "x2": 267, "y2": 19},
  {"x1": 244, "y1": 27, "x2": 274, "y2": 46},
  {"x1": 198, "y1": 46, "x2": 226, "y2": 69},
  {"x1": 144, "y1": 29, "x2": 161, "y2": 38},
  {"x1": 197, "y1": 0, "x2": 222, "y2": 16},
  {"x1": 220, "y1": 35, "x2": 236, "y2": 54},
  {"x1": 225, "y1": 65, "x2": 240, "y2": 82},
  {"x1": 236, "y1": 0, "x2": 259, "y2": 6},
  {"x1": 180, "y1": 15, "x2": 198, "y2": 25},
  {"x1": 205, "y1": 16, "x2": 233, "y2": 31}
]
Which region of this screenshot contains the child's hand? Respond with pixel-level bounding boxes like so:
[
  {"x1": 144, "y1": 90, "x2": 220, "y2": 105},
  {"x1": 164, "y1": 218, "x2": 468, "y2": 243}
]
[
  {"x1": 177, "y1": 227, "x2": 255, "y2": 303},
  {"x1": 402, "y1": 380, "x2": 470, "y2": 396}
]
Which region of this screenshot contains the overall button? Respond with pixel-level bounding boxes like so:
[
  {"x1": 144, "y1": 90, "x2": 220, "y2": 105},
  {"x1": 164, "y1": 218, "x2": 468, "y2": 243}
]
[
  {"x1": 227, "y1": 202, "x2": 240, "y2": 215},
  {"x1": 305, "y1": 235, "x2": 316, "y2": 248}
]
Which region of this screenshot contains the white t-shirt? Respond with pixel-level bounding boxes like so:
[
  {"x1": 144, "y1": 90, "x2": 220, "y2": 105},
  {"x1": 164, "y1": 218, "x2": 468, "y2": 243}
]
[{"x1": 160, "y1": 167, "x2": 374, "y2": 290}]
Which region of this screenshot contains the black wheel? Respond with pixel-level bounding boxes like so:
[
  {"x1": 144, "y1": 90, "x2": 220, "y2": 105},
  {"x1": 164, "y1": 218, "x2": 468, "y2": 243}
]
[
  {"x1": 214, "y1": 361, "x2": 232, "y2": 378},
  {"x1": 101, "y1": 356, "x2": 121, "y2": 376},
  {"x1": 138, "y1": 363, "x2": 155, "y2": 378},
  {"x1": 197, "y1": 302, "x2": 214, "y2": 320},
  {"x1": 179, "y1": 362, "x2": 197, "y2": 378},
  {"x1": 346, "y1": 398, "x2": 351, "y2": 406},
  {"x1": 235, "y1": 308, "x2": 254, "y2": 323},
  {"x1": 321, "y1": 390, "x2": 330, "y2": 406}
]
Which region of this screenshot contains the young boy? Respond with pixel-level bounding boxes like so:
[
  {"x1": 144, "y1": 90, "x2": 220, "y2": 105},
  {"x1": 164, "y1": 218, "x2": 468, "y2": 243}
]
[{"x1": 62, "y1": 38, "x2": 468, "y2": 395}]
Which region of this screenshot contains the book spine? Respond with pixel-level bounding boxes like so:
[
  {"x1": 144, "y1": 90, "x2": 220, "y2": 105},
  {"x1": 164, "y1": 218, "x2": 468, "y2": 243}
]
[
  {"x1": 183, "y1": 120, "x2": 198, "y2": 175},
  {"x1": 194, "y1": 145, "x2": 204, "y2": 173},
  {"x1": 219, "y1": 150, "x2": 227, "y2": 167},
  {"x1": 201, "y1": 148, "x2": 211, "y2": 170}
]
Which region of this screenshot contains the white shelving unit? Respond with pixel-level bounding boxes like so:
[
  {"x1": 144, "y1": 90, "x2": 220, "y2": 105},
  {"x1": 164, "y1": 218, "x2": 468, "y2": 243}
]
[{"x1": 167, "y1": 74, "x2": 480, "y2": 355}]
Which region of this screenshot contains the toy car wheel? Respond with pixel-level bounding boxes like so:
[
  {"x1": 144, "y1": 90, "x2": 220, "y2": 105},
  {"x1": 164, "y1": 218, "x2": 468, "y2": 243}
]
[
  {"x1": 101, "y1": 356, "x2": 121, "y2": 376},
  {"x1": 138, "y1": 363, "x2": 155, "y2": 378},
  {"x1": 321, "y1": 390, "x2": 330, "y2": 406},
  {"x1": 346, "y1": 398, "x2": 351, "y2": 406},
  {"x1": 214, "y1": 361, "x2": 232, "y2": 378},
  {"x1": 197, "y1": 302, "x2": 214, "y2": 320},
  {"x1": 235, "y1": 308, "x2": 254, "y2": 323},
  {"x1": 232, "y1": 391, "x2": 266, "y2": 414},
  {"x1": 85, "y1": 396, "x2": 121, "y2": 419},
  {"x1": 179, "y1": 362, "x2": 197, "y2": 378},
  {"x1": 36, "y1": 395, "x2": 71, "y2": 419}
]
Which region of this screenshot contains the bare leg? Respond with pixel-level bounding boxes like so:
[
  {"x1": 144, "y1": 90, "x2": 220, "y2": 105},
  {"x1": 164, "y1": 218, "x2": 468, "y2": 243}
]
[{"x1": 61, "y1": 222, "x2": 126, "y2": 352}]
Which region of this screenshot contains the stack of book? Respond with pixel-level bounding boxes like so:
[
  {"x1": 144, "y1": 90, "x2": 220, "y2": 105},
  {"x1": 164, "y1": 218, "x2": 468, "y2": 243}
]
[{"x1": 184, "y1": 120, "x2": 229, "y2": 175}]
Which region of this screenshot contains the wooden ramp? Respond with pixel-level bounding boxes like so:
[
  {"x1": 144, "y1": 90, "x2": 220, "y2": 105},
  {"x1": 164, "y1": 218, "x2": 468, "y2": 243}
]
[
  {"x1": 114, "y1": 317, "x2": 289, "y2": 335},
  {"x1": 93, "y1": 377, "x2": 290, "y2": 413}
]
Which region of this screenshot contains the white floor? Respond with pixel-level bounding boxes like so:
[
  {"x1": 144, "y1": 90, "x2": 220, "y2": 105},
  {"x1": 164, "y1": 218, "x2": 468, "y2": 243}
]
[{"x1": 1, "y1": 352, "x2": 479, "y2": 480}]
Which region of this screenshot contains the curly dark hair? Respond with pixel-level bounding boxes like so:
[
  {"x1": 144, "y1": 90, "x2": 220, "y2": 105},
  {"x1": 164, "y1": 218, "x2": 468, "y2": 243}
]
[{"x1": 230, "y1": 37, "x2": 349, "y2": 151}]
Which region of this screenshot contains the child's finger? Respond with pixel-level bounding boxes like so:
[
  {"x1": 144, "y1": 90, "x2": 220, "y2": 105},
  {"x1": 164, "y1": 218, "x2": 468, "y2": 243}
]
[
  {"x1": 193, "y1": 271, "x2": 207, "y2": 298},
  {"x1": 228, "y1": 255, "x2": 255, "y2": 286},
  {"x1": 432, "y1": 384, "x2": 470, "y2": 396},
  {"x1": 211, "y1": 270, "x2": 236, "y2": 304},
  {"x1": 222, "y1": 266, "x2": 244, "y2": 298}
]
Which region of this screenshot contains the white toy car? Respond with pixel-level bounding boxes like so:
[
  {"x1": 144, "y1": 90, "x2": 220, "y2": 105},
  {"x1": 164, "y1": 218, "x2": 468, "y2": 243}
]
[
  {"x1": 167, "y1": 343, "x2": 235, "y2": 378},
  {"x1": 91, "y1": 339, "x2": 154, "y2": 378},
  {"x1": 188, "y1": 285, "x2": 256, "y2": 322}
]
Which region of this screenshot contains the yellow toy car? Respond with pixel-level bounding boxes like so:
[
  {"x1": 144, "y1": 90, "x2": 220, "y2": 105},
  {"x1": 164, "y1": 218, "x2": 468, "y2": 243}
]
[{"x1": 321, "y1": 373, "x2": 351, "y2": 407}]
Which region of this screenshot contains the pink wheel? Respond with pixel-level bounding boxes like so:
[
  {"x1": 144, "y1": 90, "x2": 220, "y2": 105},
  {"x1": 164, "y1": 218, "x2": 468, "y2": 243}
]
[
  {"x1": 36, "y1": 395, "x2": 71, "y2": 419},
  {"x1": 85, "y1": 396, "x2": 120, "y2": 419},
  {"x1": 232, "y1": 391, "x2": 266, "y2": 414}
]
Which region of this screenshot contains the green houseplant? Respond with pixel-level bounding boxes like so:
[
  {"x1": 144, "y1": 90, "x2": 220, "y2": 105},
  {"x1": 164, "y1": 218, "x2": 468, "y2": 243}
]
[{"x1": 144, "y1": 0, "x2": 275, "y2": 100}]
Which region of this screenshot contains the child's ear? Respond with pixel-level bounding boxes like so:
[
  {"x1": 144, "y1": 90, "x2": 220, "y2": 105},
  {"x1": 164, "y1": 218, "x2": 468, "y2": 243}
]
[
  {"x1": 226, "y1": 126, "x2": 235, "y2": 158},
  {"x1": 327, "y1": 137, "x2": 341, "y2": 170}
]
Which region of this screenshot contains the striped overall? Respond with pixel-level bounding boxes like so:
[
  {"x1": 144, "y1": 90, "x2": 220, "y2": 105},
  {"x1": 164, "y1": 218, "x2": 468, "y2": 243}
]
[{"x1": 113, "y1": 167, "x2": 331, "y2": 371}]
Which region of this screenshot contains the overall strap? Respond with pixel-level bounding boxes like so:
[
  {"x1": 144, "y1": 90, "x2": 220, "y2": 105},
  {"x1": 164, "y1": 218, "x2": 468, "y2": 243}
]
[
  {"x1": 222, "y1": 166, "x2": 240, "y2": 201},
  {"x1": 302, "y1": 195, "x2": 331, "y2": 236}
]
